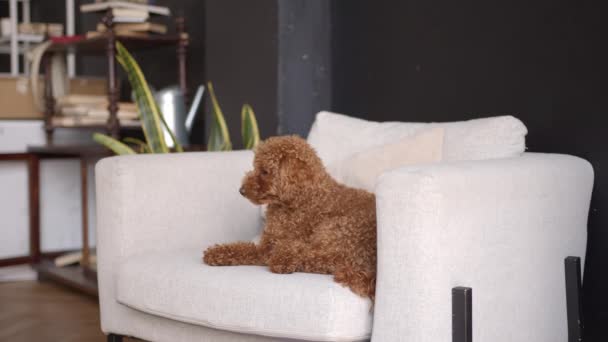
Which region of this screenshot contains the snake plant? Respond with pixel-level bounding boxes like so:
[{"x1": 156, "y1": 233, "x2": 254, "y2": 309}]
[
  {"x1": 93, "y1": 133, "x2": 137, "y2": 155},
  {"x1": 207, "y1": 82, "x2": 232, "y2": 151},
  {"x1": 241, "y1": 104, "x2": 260, "y2": 150},
  {"x1": 94, "y1": 42, "x2": 260, "y2": 155},
  {"x1": 205, "y1": 81, "x2": 262, "y2": 151}
]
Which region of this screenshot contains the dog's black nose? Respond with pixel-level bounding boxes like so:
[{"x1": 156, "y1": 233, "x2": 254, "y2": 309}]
[{"x1": 239, "y1": 187, "x2": 245, "y2": 196}]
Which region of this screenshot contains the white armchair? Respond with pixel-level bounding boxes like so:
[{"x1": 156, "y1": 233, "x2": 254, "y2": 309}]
[{"x1": 96, "y1": 112, "x2": 593, "y2": 342}]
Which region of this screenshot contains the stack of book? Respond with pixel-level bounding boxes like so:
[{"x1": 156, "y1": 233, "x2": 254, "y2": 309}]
[
  {"x1": 53, "y1": 94, "x2": 140, "y2": 127},
  {"x1": 81, "y1": 0, "x2": 171, "y2": 39},
  {"x1": 0, "y1": 21, "x2": 64, "y2": 43}
]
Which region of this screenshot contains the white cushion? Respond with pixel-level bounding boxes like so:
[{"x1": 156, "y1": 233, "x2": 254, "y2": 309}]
[
  {"x1": 116, "y1": 249, "x2": 372, "y2": 342},
  {"x1": 307, "y1": 111, "x2": 527, "y2": 166},
  {"x1": 327, "y1": 127, "x2": 444, "y2": 191}
]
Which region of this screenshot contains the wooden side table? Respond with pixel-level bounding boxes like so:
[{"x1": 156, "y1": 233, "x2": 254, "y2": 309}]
[
  {"x1": 27, "y1": 144, "x2": 111, "y2": 296},
  {"x1": 4, "y1": 145, "x2": 204, "y2": 294},
  {"x1": 0, "y1": 153, "x2": 40, "y2": 267}
]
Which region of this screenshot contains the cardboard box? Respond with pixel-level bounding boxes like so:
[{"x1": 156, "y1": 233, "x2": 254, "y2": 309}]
[{"x1": 0, "y1": 76, "x2": 107, "y2": 119}]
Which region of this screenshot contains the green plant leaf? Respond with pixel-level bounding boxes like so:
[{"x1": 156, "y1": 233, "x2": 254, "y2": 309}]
[
  {"x1": 93, "y1": 133, "x2": 137, "y2": 155},
  {"x1": 241, "y1": 104, "x2": 260, "y2": 149},
  {"x1": 123, "y1": 137, "x2": 150, "y2": 153},
  {"x1": 206, "y1": 81, "x2": 232, "y2": 151},
  {"x1": 115, "y1": 42, "x2": 169, "y2": 153}
]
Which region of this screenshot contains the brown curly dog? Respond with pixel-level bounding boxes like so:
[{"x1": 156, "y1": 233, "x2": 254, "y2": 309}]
[{"x1": 203, "y1": 135, "x2": 376, "y2": 300}]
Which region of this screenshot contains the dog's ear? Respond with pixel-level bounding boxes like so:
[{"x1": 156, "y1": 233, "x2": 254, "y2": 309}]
[
  {"x1": 279, "y1": 154, "x2": 313, "y2": 182},
  {"x1": 276, "y1": 154, "x2": 316, "y2": 199}
]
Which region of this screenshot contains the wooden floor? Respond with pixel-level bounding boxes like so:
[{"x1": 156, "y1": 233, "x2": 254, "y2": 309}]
[{"x1": 0, "y1": 280, "x2": 137, "y2": 342}]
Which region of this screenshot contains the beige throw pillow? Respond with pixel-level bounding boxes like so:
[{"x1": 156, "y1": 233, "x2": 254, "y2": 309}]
[{"x1": 328, "y1": 127, "x2": 444, "y2": 192}]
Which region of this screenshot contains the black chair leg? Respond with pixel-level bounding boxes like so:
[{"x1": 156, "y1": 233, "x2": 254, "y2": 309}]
[
  {"x1": 565, "y1": 256, "x2": 584, "y2": 342},
  {"x1": 107, "y1": 333, "x2": 123, "y2": 342},
  {"x1": 452, "y1": 286, "x2": 473, "y2": 342},
  {"x1": 450, "y1": 257, "x2": 582, "y2": 342}
]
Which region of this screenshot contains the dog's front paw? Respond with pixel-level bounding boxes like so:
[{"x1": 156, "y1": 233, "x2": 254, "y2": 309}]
[
  {"x1": 267, "y1": 253, "x2": 300, "y2": 274},
  {"x1": 203, "y1": 242, "x2": 261, "y2": 266},
  {"x1": 203, "y1": 244, "x2": 243, "y2": 266},
  {"x1": 203, "y1": 245, "x2": 225, "y2": 266}
]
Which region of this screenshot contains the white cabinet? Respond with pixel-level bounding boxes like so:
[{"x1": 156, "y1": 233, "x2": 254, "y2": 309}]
[{"x1": 0, "y1": 120, "x2": 96, "y2": 258}]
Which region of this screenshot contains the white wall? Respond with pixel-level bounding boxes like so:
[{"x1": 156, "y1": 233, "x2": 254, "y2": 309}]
[
  {"x1": 0, "y1": 120, "x2": 98, "y2": 258},
  {"x1": 0, "y1": 161, "x2": 29, "y2": 258}
]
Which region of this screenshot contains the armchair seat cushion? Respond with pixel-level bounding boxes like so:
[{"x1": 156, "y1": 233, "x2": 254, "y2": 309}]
[{"x1": 115, "y1": 249, "x2": 372, "y2": 342}]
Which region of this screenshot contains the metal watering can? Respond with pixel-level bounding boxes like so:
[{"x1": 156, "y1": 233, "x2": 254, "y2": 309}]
[{"x1": 155, "y1": 85, "x2": 205, "y2": 147}]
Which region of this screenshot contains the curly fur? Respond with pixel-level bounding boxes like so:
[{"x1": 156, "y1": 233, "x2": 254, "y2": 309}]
[{"x1": 203, "y1": 136, "x2": 377, "y2": 299}]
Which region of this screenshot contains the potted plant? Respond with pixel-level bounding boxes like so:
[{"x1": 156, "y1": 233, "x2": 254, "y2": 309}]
[{"x1": 94, "y1": 42, "x2": 260, "y2": 154}]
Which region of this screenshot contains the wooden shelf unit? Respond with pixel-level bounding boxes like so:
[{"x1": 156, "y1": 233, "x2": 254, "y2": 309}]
[
  {"x1": 48, "y1": 32, "x2": 185, "y2": 53},
  {"x1": 25, "y1": 145, "x2": 110, "y2": 297},
  {"x1": 43, "y1": 9, "x2": 189, "y2": 143}
]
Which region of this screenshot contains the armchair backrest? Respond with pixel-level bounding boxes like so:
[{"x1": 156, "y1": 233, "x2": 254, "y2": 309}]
[{"x1": 306, "y1": 111, "x2": 528, "y2": 165}]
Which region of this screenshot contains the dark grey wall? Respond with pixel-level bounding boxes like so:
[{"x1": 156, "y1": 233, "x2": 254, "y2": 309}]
[
  {"x1": 204, "y1": 0, "x2": 278, "y2": 146},
  {"x1": 277, "y1": 0, "x2": 332, "y2": 136},
  {"x1": 332, "y1": 0, "x2": 607, "y2": 340}
]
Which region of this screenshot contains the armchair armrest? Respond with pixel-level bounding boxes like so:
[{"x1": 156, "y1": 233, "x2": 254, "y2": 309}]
[
  {"x1": 371, "y1": 153, "x2": 593, "y2": 342},
  {"x1": 95, "y1": 150, "x2": 260, "y2": 259},
  {"x1": 95, "y1": 150, "x2": 261, "y2": 332}
]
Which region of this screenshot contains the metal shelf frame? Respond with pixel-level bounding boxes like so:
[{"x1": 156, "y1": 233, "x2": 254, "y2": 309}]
[{"x1": 0, "y1": 0, "x2": 75, "y2": 76}]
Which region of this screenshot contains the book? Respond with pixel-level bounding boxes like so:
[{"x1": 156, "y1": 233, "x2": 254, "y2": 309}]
[
  {"x1": 57, "y1": 95, "x2": 138, "y2": 114},
  {"x1": 52, "y1": 115, "x2": 140, "y2": 127},
  {"x1": 97, "y1": 22, "x2": 167, "y2": 34},
  {"x1": 0, "y1": 34, "x2": 44, "y2": 43},
  {"x1": 54, "y1": 251, "x2": 82, "y2": 267},
  {"x1": 112, "y1": 8, "x2": 149, "y2": 23},
  {"x1": 86, "y1": 30, "x2": 149, "y2": 39},
  {"x1": 17, "y1": 22, "x2": 63, "y2": 36},
  {"x1": 81, "y1": 1, "x2": 170, "y2": 16},
  {"x1": 54, "y1": 251, "x2": 98, "y2": 267},
  {"x1": 57, "y1": 95, "x2": 139, "y2": 120},
  {"x1": 18, "y1": 23, "x2": 47, "y2": 35},
  {"x1": 88, "y1": 108, "x2": 139, "y2": 120},
  {"x1": 57, "y1": 94, "x2": 107, "y2": 106},
  {"x1": 47, "y1": 23, "x2": 64, "y2": 37},
  {"x1": 58, "y1": 105, "x2": 89, "y2": 116},
  {"x1": 60, "y1": 106, "x2": 139, "y2": 120}
]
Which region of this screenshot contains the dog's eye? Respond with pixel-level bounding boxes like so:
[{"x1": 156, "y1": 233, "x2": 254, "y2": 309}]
[{"x1": 260, "y1": 169, "x2": 269, "y2": 176}]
